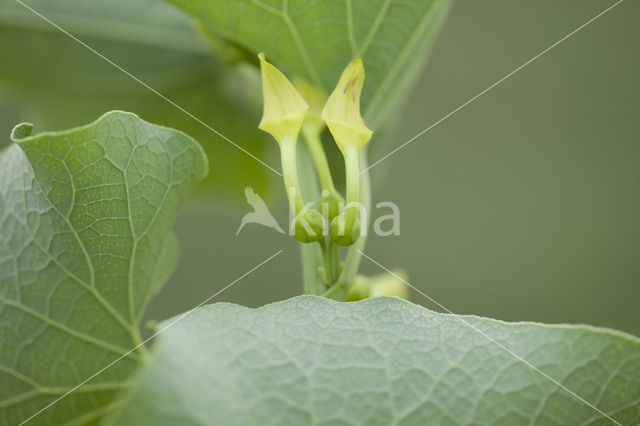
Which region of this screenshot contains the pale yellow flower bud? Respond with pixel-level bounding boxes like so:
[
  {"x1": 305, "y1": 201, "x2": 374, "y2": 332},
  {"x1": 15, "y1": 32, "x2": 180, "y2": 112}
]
[
  {"x1": 321, "y1": 58, "x2": 373, "y2": 153},
  {"x1": 258, "y1": 53, "x2": 308, "y2": 143}
]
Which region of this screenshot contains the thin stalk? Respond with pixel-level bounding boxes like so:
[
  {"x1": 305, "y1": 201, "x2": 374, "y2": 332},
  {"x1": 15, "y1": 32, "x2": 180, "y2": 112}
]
[
  {"x1": 323, "y1": 149, "x2": 371, "y2": 300},
  {"x1": 329, "y1": 242, "x2": 340, "y2": 280},
  {"x1": 297, "y1": 142, "x2": 326, "y2": 295},
  {"x1": 320, "y1": 241, "x2": 333, "y2": 283},
  {"x1": 279, "y1": 136, "x2": 304, "y2": 213},
  {"x1": 343, "y1": 143, "x2": 360, "y2": 234},
  {"x1": 301, "y1": 126, "x2": 338, "y2": 194}
]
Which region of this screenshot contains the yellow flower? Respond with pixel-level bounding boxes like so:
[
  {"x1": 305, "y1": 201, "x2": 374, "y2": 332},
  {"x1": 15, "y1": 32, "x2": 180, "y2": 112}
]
[
  {"x1": 258, "y1": 53, "x2": 308, "y2": 143},
  {"x1": 321, "y1": 58, "x2": 372, "y2": 153}
]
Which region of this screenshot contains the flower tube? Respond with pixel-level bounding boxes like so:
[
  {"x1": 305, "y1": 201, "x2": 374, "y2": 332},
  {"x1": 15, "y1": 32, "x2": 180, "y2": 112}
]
[
  {"x1": 321, "y1": 59, "x2": 372, "y2": 246},
  {"x1": 258, "y1": 53, "x2": 323, "y2": 243}
]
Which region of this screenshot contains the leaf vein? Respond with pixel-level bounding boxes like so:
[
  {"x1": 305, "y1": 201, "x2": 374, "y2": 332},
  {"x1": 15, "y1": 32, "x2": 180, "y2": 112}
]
[{"x1": 0, "y1": 297, "x2": 139, "y2": 358}]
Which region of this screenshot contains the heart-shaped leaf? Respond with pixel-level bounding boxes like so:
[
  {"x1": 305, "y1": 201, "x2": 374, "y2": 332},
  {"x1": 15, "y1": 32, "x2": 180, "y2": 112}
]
[{"x1": 0, "y1": 111, "x2": 207, "y2": 425}]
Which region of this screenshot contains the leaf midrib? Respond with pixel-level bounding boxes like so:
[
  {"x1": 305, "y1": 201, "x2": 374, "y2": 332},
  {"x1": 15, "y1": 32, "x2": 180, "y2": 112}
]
[
  {"x1": 9, "y1": 209, "x2": 133, "y2": 335},
  {"x1": 363, "y1": 0, "x2": 445, "y2": 121},
  {"x1": 356, "y1": 0, "x2": 391, "y2": 57},
  {"x1": 26, "y1": 149, "x2": 144, "y2": 348}
]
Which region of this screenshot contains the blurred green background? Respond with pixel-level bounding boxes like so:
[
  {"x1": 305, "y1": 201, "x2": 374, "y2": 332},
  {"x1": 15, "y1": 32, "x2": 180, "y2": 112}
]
[{"x1": 1, "y1": 0, "x2": 638, "y2": 335}]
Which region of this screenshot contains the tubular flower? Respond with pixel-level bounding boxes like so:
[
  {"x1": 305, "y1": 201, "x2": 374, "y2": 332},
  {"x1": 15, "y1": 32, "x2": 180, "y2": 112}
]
[
  {"x1": 321, "y1": 58, "x2": 372, "y2": 154},
  {"x1": 321, "y1": 58, "x2": 372, "y2": 246},
  {"x1": 258, "y1": 52, "x2": 309, "y2": 143},
  {"x1": 296, "y1": 78, "x2": 344, "y2": 222},
  {"x1": 258, "y1": 53, "x2": 323, "y2": 243}
]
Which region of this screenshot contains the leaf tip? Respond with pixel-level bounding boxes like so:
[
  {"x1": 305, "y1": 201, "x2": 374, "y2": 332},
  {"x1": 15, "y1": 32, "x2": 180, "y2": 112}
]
[{"x1": 10, "y1": 122, "x2": 34, "y2": 142}]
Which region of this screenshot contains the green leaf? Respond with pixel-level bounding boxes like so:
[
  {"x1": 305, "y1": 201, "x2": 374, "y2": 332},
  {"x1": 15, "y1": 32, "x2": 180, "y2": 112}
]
[
  {"x1": 0, "y1": 111, "x2": 207, "y2": 425},
  {"x1": 163, "y1": 0, "x2": 453, "y2": 127},
  {"x1": 0, "y1": 0, "x2": 275, "y2": 198},
  {"x1": 108, "y1": 296, "x2": 640, "y2": 426},
  {"x1": 0, "y1": 0, "x2": 209, "y2": 54}
]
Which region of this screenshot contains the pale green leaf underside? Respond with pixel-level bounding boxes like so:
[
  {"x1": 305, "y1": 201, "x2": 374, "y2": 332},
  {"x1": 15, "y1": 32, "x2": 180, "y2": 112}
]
[
  {"x1": 0, "y1": 111, "x2": 207, "y2": 425},
  {"x1": 164, "y1": 0, "x2": 453, "y2": 127},
  {"x1": 109, "y1": 296, "x2": 640, "y2": 426},
  {"x1": 0, "y1": 0, "x2": 208, "y2": 54}
]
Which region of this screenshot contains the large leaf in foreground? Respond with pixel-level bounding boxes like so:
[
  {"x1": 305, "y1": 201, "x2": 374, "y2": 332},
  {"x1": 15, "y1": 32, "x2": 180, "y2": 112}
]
[
  {"x1": 164, "y1": 0, "x2": 453, "y2": 127},
  {"x1": 0, "y1": 111, "x2": 207, "y2": 425},
  {"x1": 110, "y1": 296, "x2": 639, "y2": 425}
]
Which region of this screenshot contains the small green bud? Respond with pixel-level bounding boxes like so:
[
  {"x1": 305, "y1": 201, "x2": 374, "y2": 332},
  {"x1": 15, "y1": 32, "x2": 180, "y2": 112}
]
[
  {"x1": 258, "y1": 53, "x2": 308, "y2": 143},
  {"x1": 329, "y1": 211, "x2": 361, "y2": 246},
  {"x1": 293, "y1": 208, "x2": 325, "y2": 243},
  {"x1": 321, "y1": 58, "x2": 372, "y2": 154}
]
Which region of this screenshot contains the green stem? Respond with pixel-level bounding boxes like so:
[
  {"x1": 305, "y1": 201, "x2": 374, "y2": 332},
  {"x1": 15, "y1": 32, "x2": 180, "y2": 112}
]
[
  {"x1": 324, "y1": 149, "x2": 371, "y2": 300},
  {"x1": 344, "y1": 143, "x2": 360, "y2": 234},
  {"x1": 329, "y1": 242, "x2": 340, "y2": 279},
  {"x1": 320, "y1": 241, "x2": 333, "y2": 283},
  {"x1": 301, "y1": 126, "x2": 337, "y2": 194},
  {"x1": 297, "y1": 141, "x2": 326, "y2": 295},
  {"x1": 280, "y1": 136, "x2": 304, "y2": 214}
]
